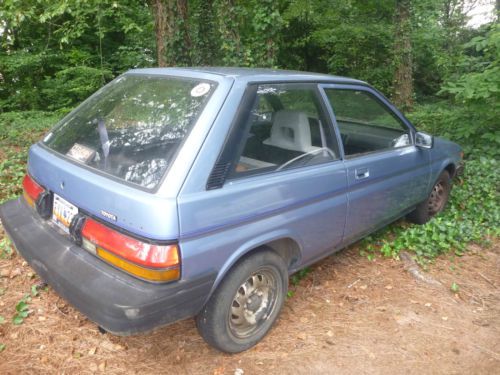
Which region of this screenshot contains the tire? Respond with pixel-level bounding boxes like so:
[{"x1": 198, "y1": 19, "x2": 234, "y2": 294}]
[
  {"x1": 407, "y1": 170, "x2": 451, "y2": 224},
  {"x1": 196, "y1": 250, "x2": 288, "y2": 353}
]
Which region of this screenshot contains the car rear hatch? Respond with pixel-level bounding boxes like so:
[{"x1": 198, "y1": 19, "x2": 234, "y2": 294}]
[
  {"x1": 23, "y1": 72, "x2": 222, "y2": 240},
  {"x1": 26, "y1": 143, "x2": 179, "y2": 240}
]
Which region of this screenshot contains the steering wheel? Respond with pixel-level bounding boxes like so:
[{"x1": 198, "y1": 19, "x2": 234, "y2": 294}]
[{"x1": 276, "y1": 148, "x2": 335, "y2": 171}]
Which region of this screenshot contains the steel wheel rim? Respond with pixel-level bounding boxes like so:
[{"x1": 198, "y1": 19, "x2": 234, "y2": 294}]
[
  {"x1": 228, "y1": 267, "x2": 279, "y2": 339},
  {"x1": 428, "y1": 181, "x2": 446, "y2": 215}
]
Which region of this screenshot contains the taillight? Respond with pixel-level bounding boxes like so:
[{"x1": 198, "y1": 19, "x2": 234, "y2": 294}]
[
  {"x1": 22, "y1": 174, "x2": 44, "y2": 208},
  {"x1": 81, "y1": 218, "x2": 180, "y2": 282}
]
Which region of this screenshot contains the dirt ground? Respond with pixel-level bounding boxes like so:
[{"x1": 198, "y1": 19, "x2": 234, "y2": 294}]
[{"x1": 0, "y1": 225, "x2": 498, "y2": 375}]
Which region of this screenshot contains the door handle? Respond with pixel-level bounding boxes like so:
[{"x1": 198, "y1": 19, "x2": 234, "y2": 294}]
[{"x1": 355, "y1": 168, "x2": 370, "y2": 180}]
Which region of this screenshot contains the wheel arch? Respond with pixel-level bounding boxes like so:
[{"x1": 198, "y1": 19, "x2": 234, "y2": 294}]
[
  {"x1": 208, "y1": 231, "x2": 303, "y2": 298},
  {"x1": 431, "y1": 158, "x2": 457, "y2": 192},
  {"x1": 444, "y1": 163, "x2": 456, "y2": 178}
]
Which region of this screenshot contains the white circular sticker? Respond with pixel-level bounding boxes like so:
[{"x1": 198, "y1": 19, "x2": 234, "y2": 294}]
[{"x1": 191, "y1": 83, "x2": 211, "y2": 97}]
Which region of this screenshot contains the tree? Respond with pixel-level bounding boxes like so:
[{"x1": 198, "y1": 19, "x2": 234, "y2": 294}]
[
  {"x1": 148, "y1": 0, "x2": 192, "y2": 67},
  {"x1": 0, "y1": 0, "x2": 153, "y2": 111},
  {"x1": 393, "y1": 0, "x2": 414, "y2": 111},
  {"x1": 149, "y1": 0, "x2": 169, "y2": 67}
]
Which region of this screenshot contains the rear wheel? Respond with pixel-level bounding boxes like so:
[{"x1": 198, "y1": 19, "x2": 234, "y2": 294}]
[
  {"x1": 196, "y1": 250, "x2": 288, "y2": 353},
  {"x1": 407, "y1": 170, "x2": 451, "y2": 224}
]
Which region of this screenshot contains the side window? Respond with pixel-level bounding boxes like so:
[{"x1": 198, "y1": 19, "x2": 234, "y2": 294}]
[
  {"x1": 324, "y1": 89, "x2": 411, "y2": 157},
  {"x1": 232, "y1": 84, "x2": 339, "y2": 176}
]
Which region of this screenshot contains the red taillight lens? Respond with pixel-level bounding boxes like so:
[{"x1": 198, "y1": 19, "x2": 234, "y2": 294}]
[
  {"x1": 81, "y1": 218, "x2": 180, "y2": 282},
  {"x1": 22, "y1": 174, "x2": 44, "y2": 208}
]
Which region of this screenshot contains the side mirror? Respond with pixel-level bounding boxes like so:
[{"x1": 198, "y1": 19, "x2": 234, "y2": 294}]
[{"x1": 415, "y1": 132, "x2": 433, "y2": 149}]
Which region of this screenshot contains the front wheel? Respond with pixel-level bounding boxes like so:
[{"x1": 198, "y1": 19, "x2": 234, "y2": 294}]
[
  {"x1": 407, "y1": 170, "x2": 451, "y2": 224},
  {"x1": 196, "y1": 250, "x2": 288, "y2": 353}
]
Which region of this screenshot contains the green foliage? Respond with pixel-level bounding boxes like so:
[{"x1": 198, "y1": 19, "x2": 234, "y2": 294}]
[
  {"x1": 0, "y1": 149, "x2": 28, "y2": 204},
  {"x1": 0, "y1": 343, "x2": 5, "y2": 353},
  {"x1": 190, "y1": 1, "x2": 220, "y2": 65},
  {"x1": 0, "y1": 0, "x2": 154, "y2": 112},
  {"x1": 41, "y1": 67, "x2": 113, "y2": 111},
  {"x1": 362, "y1": 158, "x2": 499, "y2": 263},
  {"x1": 13, "y1": 295, "x2": 32, "y2": 325},
  {"x1": 450, "y1": 282, "x2": 459, "y2": 293},
  {"x1": 409, "y1": 25, "x2": 500, "y2": 160},
  {"x1": 0, "y1": 111, "x2": 60, "y2": 203},
  {"x1": 408, "y1": 101, "x2": 499, "y2": 159},
  {"x1": 0, "y1": 111, "x2": 63, "y2": 146},
  {"x1": 280, "y1": 0, "x2": 396, "y2": 93},
  {"x1": 441, "y1": 24, "x2": 500, "y2": 101},
  {"x1": 211, "y1": 0, "x2": 282, "y2": 67},
  {"x1": 0, "y1": 237, "x2": 14, "y2": 259},
  {"x1": 31, "y1": 285, "x2": 39, "y2": 297},
  {"x1": 1, "y1": 0, "x2": 495, "y2": 109},
  {"x1": 291, "y1": 267, "x2": 312, "y2": 286}
]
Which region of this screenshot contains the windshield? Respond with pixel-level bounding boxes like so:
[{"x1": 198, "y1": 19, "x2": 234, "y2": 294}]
[{"x1": 43, "y1": 74, "x2": 216, "y2": 189}]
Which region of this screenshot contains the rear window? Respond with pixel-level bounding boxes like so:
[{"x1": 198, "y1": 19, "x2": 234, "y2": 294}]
[{"x1": 43, "y1": 74, "x2": 216, "y2": 189}]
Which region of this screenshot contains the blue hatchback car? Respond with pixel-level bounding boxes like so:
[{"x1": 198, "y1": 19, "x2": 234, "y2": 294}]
[{"x1": 0, "y1": 68, "x2": 463, "y2": 352}]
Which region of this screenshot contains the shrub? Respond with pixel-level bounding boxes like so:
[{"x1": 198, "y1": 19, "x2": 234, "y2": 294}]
[
  {"x1": 408, "y1": 102, "x2": 499, "y2": 159},
  {"x1": 41, "y1": 66, "x2": 113, "y2": 111}
]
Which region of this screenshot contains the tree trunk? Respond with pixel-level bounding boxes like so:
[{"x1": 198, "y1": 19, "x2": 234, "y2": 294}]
[
  {"x1": 149, "y1": 0, "x2": 192, "y2": 67},
  {"x1": 150, "y1": 0, "x2": 167, "y2": 67},
  {"x1": 393, "y1": 0, "x2": 413, "y2": 111}
]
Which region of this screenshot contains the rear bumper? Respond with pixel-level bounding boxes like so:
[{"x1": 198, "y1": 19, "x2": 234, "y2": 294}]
[{"x1": 0, "y1": 198, "x2": 215, "y2": 335}]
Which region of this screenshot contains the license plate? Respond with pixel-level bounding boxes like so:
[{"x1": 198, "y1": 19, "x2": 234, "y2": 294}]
[{"x1": 52, "y1": 194, "x2": 78, "y2": 233}]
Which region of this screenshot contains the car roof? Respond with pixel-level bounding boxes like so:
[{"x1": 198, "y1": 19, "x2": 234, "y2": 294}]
[{"x1": 129, "y1": 67, "x2": 366, "y2": 85}]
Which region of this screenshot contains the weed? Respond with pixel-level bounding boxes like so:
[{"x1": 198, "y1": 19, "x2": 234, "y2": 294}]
[
  {"x1": 0, "y1": 343, "x2": 5, "y2": 353},
  {"x1": 0, "y1": 237, "x2": 13, "y2": 259},
  {"x1": 30, "y1": 283, "x2": 47, "y2": 297},
  {"x1": 31, "y1": 285, "x2": 39, "y2": 297},
  {"x1": 13, "y1": 295, "x2": 32, "y2": 325},
  {"x1": 450, "y1": 282, "x2": 460, "y2": 293},
  {"x1": 291, "y1": 267, "x2": 312, "y2": 286}
]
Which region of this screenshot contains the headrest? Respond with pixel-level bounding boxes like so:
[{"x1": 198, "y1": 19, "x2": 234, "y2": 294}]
[{"x1": 263, "y1": 110, "x2": 318, "y2": 153}]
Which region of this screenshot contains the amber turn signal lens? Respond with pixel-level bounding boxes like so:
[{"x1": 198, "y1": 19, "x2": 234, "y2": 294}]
[
  {"x1": 97, "y1": 247, "x2": 180, "y2": 282},
  {"x1": 81, "y1": 218, "x2": 180, "y2": 282}
]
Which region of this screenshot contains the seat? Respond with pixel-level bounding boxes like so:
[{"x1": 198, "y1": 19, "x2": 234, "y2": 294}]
[{"x1": 263, "y1": 110, "x2": 320, "y2": 153}]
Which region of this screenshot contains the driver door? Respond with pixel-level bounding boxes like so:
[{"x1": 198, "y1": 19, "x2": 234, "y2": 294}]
[{"x1": 320, "y1": 84, "x2": 431, "y2": 243}]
